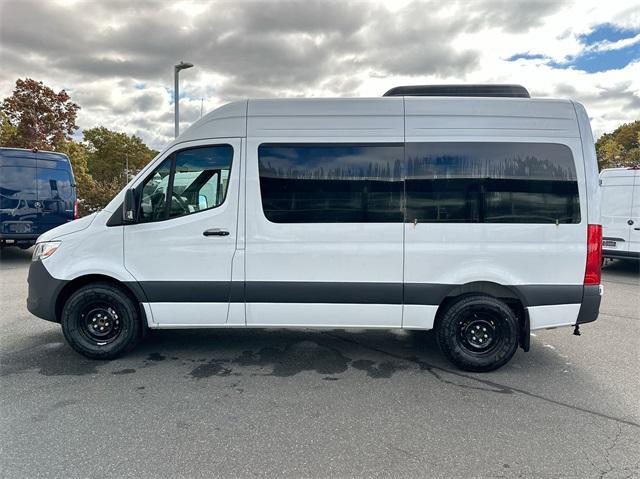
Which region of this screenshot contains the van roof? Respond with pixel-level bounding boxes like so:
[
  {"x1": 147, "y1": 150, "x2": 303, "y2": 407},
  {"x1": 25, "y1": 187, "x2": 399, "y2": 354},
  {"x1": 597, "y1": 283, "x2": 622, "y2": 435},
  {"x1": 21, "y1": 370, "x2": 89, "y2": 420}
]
[
  {"x1": 0, "y1": 147, "x2": 70, "y2": 162},
  {"x1": 599, "y1": 167, "x2": 640, "y2": 177},
  {"x1": 177, "y1": 96, "x2": 580, "y2": 145}
]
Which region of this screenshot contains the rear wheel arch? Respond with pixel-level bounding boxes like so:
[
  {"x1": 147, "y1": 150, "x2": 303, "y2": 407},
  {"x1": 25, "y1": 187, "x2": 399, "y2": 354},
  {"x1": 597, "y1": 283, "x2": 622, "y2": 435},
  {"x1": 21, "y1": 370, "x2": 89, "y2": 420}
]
[
  {"x1": 435, "y1": 293, "x2": 521, "y2": 372},
  {"x1": 433, "y1": 281, "x2": 529, "y2": 351}
]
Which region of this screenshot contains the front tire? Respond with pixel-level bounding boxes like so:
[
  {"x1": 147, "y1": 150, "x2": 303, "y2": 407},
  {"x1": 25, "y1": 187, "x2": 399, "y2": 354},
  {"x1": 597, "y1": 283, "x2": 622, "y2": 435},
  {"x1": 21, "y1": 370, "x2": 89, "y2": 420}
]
[
  {"x1": 61, "y1": 283, "x2": 141, "y2": 359},
  {"x1": 437, "y1": 295, "x2": 519, "y2": 372}
]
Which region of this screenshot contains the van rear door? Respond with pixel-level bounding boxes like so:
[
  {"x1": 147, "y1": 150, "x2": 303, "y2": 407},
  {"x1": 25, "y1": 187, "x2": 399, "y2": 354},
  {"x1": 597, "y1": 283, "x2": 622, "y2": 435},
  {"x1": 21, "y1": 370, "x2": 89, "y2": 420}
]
[
  {"x1": 35, "y1": 153, "x2": 75, "y2": 235},
  {"x1": 0, "y1": 150, "x2": 37, "y2": 239},
  {"x1": 601, "y1": 173, "x2": 634, "y2": 253}
]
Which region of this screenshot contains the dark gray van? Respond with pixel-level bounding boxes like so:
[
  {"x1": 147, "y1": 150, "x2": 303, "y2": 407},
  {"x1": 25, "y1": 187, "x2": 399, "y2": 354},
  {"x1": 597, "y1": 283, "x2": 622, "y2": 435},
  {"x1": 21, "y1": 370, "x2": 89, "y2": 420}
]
[{"x1": 0, "y1": 147, "x2": 77, "y2": 248}]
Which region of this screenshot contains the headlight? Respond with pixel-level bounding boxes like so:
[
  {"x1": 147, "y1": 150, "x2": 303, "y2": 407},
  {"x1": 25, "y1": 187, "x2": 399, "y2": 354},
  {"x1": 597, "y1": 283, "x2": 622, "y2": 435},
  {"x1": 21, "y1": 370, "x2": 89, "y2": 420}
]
[{"x1": 32, "y1": 241, "x2": 61, "y2": 261}]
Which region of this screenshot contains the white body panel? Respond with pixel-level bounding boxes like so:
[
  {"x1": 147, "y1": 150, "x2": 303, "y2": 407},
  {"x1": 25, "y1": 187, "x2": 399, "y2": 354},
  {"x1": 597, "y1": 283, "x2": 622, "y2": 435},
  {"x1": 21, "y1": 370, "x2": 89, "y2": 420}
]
[
  {"x1": 37, "y1": 96, "x2": 600, "y2": 335},
  {"x1": 402, "y1": 98, "x2": 587, "y2": 330},
  {"x1": 600, "y1": 168, "x2": 640, "y2": 256},
  {"x1": 528, "y1": 304, "x2": 582, "y2": 330},
  {"x1": 245, "y1": 98, "x2": 405, "y2": 327},
  {"x1": 123, "y1": 138, "x2": 242, "y2": 326},
  {"x1": 246, "y1": 303, "x2": 400, "y2": 328}
]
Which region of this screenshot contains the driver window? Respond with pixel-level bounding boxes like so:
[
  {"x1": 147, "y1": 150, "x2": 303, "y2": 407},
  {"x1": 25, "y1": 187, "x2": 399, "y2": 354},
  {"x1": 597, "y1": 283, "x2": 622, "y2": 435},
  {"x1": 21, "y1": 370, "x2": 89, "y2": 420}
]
[
  {"x1": 169, "y1": 145, "x2": 233, "y2": 219},
  {"x1": 139, "y1": 157, "x2": 172, "y2": 222},
  {"x1": 137, "y1": 145, "x2": 233, "y2": 223}
]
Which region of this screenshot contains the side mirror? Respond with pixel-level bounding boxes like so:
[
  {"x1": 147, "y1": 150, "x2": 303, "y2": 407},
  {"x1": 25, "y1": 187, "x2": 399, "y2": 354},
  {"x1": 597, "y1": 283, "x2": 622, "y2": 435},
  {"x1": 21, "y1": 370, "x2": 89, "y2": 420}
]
[{"x1": 123, "y1": 188, "x2": 138, "y2": 223}]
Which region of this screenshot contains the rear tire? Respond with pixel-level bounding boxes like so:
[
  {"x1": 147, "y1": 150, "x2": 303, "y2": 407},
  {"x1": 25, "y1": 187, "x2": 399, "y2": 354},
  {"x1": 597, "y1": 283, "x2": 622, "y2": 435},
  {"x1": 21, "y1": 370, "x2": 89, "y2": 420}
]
[
  {"x1": 61, "y1": 283, "x2": 141, "y2": 359},
  {"x1": 437, "y1": 295, "x2": 519, "y2": 372}
]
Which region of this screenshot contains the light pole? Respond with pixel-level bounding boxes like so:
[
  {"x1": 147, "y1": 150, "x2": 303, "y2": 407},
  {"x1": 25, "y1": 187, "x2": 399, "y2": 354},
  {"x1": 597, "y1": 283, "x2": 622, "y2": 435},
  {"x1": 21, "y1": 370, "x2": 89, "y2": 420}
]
[{"x1": 174, "y1": 61, "x2": 194, "y2": 138}]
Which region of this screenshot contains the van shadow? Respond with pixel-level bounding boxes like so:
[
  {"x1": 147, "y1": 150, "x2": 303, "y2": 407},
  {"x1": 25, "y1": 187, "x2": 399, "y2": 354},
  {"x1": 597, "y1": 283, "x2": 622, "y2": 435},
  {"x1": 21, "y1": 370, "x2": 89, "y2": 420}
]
[
  {"x1": 602, "y1": 258, "x2": 640, "y2": 279},
  {"x1": 3, "y1": 323, "x2": 576, "y2": 388},
  {"x1": 127, "y1": 327, "x2": 566, "y2": 387}
]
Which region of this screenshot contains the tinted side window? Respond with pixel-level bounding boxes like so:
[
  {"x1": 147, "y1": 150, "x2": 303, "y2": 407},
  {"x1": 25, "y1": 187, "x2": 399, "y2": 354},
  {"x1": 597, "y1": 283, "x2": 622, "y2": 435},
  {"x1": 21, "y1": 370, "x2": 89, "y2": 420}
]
[
  {"x1": 405, "y1": 143, "x2": 580, "y2": 224},
  {"x1": 258, "y1": 144, "x2": 404, "y2": 223}
]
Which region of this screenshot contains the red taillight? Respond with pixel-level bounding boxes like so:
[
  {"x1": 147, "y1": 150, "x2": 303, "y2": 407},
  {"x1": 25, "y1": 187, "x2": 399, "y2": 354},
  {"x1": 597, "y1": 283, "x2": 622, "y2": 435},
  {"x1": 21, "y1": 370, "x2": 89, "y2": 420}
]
[
  {"x1": 74, "y1": 199, "x2": 79, "y2": 220},
  {"x1": 584, "y1": 224, "x2": 602, "y2": 285}
]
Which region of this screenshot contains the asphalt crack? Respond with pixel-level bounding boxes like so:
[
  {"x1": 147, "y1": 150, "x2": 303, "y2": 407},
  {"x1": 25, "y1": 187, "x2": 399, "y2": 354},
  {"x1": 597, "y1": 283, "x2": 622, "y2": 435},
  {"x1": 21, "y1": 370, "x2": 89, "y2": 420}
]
[
  {"x1": 598, "y1": 424, "x2": 623, "y2": 479},
  {"x1": 324, "y1": 332, "x2": 640, "y2": 429}
]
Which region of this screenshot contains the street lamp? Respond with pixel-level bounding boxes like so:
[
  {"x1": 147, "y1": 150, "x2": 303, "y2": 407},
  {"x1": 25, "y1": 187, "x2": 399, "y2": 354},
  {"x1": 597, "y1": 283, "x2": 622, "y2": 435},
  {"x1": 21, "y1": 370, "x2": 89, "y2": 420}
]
[{"x1": 174, "y1": 61, "x2": 194, "y2": 138}]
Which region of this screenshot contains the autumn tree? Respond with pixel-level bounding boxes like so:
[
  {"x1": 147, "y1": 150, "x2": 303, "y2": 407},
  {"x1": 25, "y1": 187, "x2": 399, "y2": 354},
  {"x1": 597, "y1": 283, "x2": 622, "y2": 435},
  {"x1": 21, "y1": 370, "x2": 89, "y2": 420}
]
[
  {"x1": 0, "y1": 111, "x2": 17, "y2": 145},
  {"x1": 596, "y1": 121, "x2": 640, "y2": 170},
  {"x1": 0, "y1": 78, "x2": 79, "y2": 149},
  {"x1": 83, "y1": 126, "x2": 157, "y2": 185}
]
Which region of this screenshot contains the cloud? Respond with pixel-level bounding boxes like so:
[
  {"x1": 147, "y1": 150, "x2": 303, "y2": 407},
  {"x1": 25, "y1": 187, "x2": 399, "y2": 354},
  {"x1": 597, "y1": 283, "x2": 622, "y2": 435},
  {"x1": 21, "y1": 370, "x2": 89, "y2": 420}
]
[{"x1": 0, "y1": 0, "x2": 639, "y2": 149}]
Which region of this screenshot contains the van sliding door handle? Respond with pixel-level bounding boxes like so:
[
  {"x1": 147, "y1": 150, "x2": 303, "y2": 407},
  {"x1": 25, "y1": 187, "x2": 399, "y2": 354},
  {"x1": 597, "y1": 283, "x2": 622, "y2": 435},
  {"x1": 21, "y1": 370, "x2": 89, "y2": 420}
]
[
  {"x1": 203, "y1": 228, "x2": 229, "y2": 237},
  {"x1": 634, "y1": 227, "x2": 640, "y2": 231}
]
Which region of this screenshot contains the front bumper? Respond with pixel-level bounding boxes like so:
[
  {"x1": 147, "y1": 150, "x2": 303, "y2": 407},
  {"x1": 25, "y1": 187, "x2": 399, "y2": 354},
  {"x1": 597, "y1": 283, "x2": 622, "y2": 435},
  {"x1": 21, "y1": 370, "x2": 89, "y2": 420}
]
[
  {"x1": 603, "y1": 249, "x2": 640, "y2": 261},
  {"x1": 27, "y1": 260, "x2": 67, "y2": 323},
  {"x1": 1, "y1": 233, "x2": 38, "y2": 246}
]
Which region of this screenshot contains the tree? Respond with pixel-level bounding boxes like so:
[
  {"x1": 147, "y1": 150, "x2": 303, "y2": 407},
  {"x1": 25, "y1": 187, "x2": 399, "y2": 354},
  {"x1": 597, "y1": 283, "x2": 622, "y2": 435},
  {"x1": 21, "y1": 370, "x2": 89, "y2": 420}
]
[
  {"x1": 0, "y1": 111, "x2": 17, "y2": 146},
  {"x1": 596, "y1": 121, "x2": 640, "y2": 170},
  {"x1": 83, "y1": 127, "x2": 157, "y2": 185},
  {"x1": 1, "y1": 78, "x2": 79, "y2": 149}
]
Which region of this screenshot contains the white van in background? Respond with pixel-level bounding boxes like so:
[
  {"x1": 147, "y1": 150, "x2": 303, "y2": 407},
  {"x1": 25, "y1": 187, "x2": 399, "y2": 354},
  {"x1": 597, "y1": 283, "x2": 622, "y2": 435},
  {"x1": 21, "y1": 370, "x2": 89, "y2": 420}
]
[
  {"x1": 26, "y1": 84, "x2": 602, "y2": 372},
  {"x1": 600, "y1": 167, "x2": 640, "y2": 262}
]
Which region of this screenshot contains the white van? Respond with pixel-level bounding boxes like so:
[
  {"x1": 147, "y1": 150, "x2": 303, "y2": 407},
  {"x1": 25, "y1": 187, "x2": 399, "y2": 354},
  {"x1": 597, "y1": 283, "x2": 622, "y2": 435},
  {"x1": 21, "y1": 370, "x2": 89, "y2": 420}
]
[
  {"x1": 600, "y1": 167, "x2": 640, "y2": 262},
  {"x1": 27, "y1": 85, "x2": 603, "y2": 372}
]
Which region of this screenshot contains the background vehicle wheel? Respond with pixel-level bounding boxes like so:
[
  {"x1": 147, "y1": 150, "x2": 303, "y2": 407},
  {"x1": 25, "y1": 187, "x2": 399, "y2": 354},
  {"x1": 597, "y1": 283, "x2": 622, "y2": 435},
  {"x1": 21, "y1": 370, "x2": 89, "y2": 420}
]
[
  {"x1": 61, "y1": 283, "x2": 141, "y2": 359},
  {"x1": 436, "y1": 295, "x2": 519, "y2": 372}
]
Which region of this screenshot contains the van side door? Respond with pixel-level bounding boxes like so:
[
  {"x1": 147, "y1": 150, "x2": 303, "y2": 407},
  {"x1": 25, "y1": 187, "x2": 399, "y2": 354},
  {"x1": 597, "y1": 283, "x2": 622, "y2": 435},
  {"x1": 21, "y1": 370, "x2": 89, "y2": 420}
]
[
  {"x1": 245, "y1": 141, "x2": 404, "y2": 327},
  {"x1": 123, "y1": 139, "x2": 242, "y2": 327}
]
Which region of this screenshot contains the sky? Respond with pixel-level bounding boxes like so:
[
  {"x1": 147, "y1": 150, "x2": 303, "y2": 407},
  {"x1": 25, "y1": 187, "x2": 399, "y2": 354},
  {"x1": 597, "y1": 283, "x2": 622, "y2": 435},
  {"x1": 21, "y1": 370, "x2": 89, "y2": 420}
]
[{"x1": 0, "y1": 0, "x2": 639, "y2": 150}]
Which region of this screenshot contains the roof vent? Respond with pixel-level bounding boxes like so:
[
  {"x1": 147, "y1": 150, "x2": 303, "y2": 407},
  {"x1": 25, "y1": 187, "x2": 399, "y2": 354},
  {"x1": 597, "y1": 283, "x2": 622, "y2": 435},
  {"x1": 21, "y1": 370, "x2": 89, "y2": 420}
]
[{"x1": 383, "y1": 84, "x2": 530, "y2": 98}]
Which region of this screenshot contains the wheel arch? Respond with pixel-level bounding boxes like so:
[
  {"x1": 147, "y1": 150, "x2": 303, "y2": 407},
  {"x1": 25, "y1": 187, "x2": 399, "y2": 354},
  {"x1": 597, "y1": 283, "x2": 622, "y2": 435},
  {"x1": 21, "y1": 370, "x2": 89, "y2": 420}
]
[
  {"x1": 55, "y1": 274, "x2": 147, "y2": 327},
  {"x1": 433, "y1": 281, "x2": 530, "y2": 352}
]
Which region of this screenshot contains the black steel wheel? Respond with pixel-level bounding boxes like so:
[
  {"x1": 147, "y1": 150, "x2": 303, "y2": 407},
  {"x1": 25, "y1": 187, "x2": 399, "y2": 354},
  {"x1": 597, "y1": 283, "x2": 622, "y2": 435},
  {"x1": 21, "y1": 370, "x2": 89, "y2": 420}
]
[
  {"x1": 61, "y1": 283, "x2": 141, "y2": 359},
  {"x1": 437, "y1": 295, "x2": 519, "y2": 372},
  {"x1": 78, "y1": 303, "x2": 123, "y2": 345}
]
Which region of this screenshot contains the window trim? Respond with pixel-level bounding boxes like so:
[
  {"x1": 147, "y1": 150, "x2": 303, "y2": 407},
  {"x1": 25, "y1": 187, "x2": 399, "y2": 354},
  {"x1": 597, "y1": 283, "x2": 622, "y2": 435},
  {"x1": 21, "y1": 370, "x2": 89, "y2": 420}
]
[
  {"x1": 136, "y1": 143, "x2": 234, "y2": 224},
  {"x1": 257, "y1": 141, "x2": 581, "y2": 225}
]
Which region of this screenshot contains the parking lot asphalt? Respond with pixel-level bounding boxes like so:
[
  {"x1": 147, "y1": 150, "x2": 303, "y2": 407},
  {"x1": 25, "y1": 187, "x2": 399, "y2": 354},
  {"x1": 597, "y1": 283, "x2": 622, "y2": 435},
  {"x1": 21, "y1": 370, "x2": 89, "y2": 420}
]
[{"x1": 1, "y1": 247, "x2": 639, "y2": 479}]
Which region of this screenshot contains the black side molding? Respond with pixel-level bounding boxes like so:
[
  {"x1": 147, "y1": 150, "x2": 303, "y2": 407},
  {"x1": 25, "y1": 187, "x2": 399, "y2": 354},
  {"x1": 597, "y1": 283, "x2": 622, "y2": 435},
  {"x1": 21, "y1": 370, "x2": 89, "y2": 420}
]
[{"x1": 576, "y1": 285, "x2": 601, "y2": 324}]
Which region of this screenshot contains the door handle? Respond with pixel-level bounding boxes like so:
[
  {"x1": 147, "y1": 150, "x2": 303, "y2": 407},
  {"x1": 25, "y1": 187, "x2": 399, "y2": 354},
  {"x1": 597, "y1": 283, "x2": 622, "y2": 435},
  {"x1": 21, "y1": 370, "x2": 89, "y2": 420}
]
[
  {"x1": 203, "y1": 228, "x2": 229, "y2": 237},
  {"x1": 635, "y1": 227, "x2": 640, "y2": 231}
]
